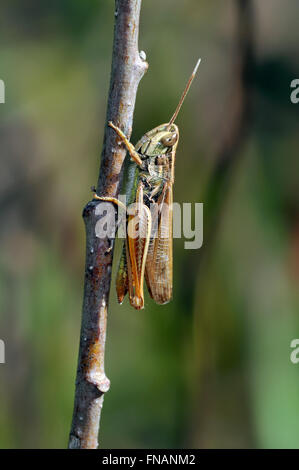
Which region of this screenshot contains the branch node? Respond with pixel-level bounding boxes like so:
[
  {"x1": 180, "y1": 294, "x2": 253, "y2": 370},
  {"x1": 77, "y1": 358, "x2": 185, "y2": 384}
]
[
  {"x1": 86, "y1": 372, "x2": 111, "y2": 394},
  {"x1": 82, "y1": 200, "x2": 97, "y2": 219},
  {"x1": 139, "y1": 50, "x2": 146, "y2": 62}
]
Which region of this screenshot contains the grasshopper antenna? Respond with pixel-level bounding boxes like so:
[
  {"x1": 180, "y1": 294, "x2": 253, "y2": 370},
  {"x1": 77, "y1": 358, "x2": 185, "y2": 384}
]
[{"x1": 168, "y1": 58, "x2": 201, "y2": 126}]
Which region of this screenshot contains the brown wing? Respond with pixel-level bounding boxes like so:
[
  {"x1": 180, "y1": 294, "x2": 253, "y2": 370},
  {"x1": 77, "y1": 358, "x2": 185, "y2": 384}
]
[{"x1": 145, "y1": 182, "x2": 173, "y2": 304}]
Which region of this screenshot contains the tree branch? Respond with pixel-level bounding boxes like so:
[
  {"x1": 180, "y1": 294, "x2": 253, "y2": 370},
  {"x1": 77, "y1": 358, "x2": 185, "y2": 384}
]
[{"x1": 68, "y1": 0, "x2": 147, "y2": 449}]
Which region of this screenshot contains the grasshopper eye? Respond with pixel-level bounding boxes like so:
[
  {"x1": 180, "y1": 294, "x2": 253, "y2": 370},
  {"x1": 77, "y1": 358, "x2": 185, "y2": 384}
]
[{"x1": 161, "y1": 133, "x2": 178, "y2": 147}]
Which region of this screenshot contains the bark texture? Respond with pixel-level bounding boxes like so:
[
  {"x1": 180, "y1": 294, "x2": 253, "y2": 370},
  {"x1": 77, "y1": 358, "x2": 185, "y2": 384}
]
[{"x1": 68, "y1": 0, "x2": 147, "y2": 449}]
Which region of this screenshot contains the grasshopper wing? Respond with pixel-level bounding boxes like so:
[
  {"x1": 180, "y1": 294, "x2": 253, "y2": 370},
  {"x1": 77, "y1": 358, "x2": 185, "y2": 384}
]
[{"x1": 145, "y1": 182, "x2": 173, "y2": 304}]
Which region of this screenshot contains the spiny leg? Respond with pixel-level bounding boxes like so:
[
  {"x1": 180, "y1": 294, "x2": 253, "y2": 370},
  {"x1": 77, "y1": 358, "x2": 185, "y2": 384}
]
[
  {"x1": 108, "y1": 121, "x2": 143, "y2": 167},
  {"x1": 126, "y1": 182, "x2": 152, "y2": 310}
]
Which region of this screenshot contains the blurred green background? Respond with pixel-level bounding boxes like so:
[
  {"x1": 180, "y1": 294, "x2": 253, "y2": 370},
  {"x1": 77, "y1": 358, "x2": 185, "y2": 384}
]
[{"x1": 0, "y1": 0, "x2": 299, "y2": 448}]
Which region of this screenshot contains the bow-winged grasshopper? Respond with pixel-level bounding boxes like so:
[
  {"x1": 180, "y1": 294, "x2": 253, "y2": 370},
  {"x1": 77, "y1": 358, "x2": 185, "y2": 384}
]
[{"x1": 95, "y1": 59, "x2": 201, "y2": 309}]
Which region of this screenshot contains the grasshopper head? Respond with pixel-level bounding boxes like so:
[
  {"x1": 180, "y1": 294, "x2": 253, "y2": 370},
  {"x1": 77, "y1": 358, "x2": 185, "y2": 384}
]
[
  {"x1": 137, "y1": 123, "x2": 179, "y2": 156},
  {"x1": 136, "y1": 58, "x2": 201, "y2": 158},
  {"x1": 136, "y1": 58, "x2": 201, "y2": 159}
]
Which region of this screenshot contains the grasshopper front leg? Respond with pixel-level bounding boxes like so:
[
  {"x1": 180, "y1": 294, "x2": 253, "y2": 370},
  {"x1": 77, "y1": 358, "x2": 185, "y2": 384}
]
[{"x1": 108, "y1": 121, "x2": 143, "y2": 167}]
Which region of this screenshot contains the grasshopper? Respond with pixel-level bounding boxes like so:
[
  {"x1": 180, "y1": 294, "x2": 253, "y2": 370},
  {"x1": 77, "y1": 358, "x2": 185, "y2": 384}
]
[{"x1": 94, "y1": 59, "x2": 201, "y2": 310}]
